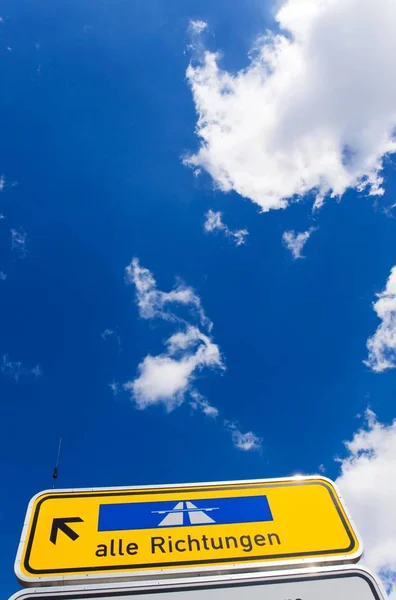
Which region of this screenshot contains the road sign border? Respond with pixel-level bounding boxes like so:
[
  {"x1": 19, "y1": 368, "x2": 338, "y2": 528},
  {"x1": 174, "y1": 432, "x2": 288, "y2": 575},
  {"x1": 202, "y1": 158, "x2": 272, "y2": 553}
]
[
  {"x1": 9, "y1": 566, "x2": 386, "y2": 600},
  {"x1": 15, "y1": 476, "x2": 363, "y2": 587}
]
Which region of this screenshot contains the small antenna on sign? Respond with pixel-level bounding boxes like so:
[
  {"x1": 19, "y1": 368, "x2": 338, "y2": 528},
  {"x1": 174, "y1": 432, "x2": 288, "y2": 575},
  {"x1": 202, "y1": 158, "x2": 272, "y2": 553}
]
[{"x1": 52, "y1": 437, "x2": 62, "y2": 488}]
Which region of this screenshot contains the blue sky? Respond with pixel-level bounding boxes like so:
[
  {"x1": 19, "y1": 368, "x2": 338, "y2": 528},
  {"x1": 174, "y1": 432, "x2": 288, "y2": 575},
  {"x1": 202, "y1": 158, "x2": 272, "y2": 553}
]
[{"x1": 2, "y1": 0, "x2": 396, "y2": 597}]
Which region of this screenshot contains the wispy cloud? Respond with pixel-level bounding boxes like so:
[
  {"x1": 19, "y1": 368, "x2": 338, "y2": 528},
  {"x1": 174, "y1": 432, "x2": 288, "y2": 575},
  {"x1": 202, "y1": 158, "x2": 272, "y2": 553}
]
[
  {"x1": 125, "y1": 257, "x2": 211, "y2": 328},
  {"x1": 383, "y1": 201, "x2": 396, "y2": 218},
  {"x1": 10, "y1": 228, "x2": 28, "y2": 258},
  {"x1": 282, "y1": 227, "x2": 316, "y2": 260},
  {"x1": 189, "y1": 389, "x2": 219, "y2": 418},
  {"x1": 204, "y1": 210, "x2": 248, "y2": 246},
  {"x1": 226, "y1": 421, "x2": 262, "y2": 452},
  {"x1": 31, "y1": 365, "x2": 43, "y2": 378},
  {"x1": 123, "y1": 259, "x2": 261, "y2": 451},
  {"x1": 186, "y1": 20, "x2": 208, "y2": 53},
  {"x1": 101, "y1": 328, "x2": 121, "y2": 350},
  {"x1": 108, "y1": 381, "x2": 121, "y2": 396},
  {"x1": 189, "y1": 20, "x2": 208, "y2": 35},
  {"x1": 185, "y1": 0, "x2": 396, "y2": 213},
  {"x1": 1, "y1": 355, "x2": 42, "y2": 382},
  {"x1": 0, "y1": 174, "x2": 17, "y2": 192},
  {"x1": 0, "y1": 271, "x2": 6, "y2": 281},
  {"x1": 101, "y1": 328, "x2": 115, "y2": 339},
  {"x1": 336, "y1": 409, "x2": 396, "y2": 596},
  {"x1": 365, "y1": 266, "x2": 396, "y2": 372}
]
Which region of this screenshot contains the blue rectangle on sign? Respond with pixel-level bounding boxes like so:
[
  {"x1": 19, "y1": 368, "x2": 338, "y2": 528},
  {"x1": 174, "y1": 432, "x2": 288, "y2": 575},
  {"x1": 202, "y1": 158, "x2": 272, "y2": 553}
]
[{"x1": 98, "y1": 495, "x2": 273, "y2": 531}]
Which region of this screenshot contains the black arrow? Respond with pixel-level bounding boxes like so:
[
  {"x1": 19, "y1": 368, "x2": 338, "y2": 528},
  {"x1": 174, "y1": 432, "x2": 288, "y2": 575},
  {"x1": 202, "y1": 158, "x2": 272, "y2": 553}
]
[{"x1": 50, "y1": 517, "x2": 84, "y2": 545}]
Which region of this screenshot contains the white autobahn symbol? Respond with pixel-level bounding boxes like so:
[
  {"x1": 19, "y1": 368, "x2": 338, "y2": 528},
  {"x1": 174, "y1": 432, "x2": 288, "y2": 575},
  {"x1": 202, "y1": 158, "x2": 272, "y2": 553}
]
[{"x1": 152, "y1": 501, "x2": 219, "y2": 526}]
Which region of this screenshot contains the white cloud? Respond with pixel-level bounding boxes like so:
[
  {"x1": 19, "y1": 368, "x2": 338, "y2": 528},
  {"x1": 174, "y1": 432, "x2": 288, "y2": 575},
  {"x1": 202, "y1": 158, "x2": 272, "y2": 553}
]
[
  {"x1": 226, "y1": 421, "x2": 262, "y2": 451},
  {"x1": 124, "y1": 326, "x2": 224, "y2": 412},
  {"x1": 204, "y1": 209, "x2": 248, "y2": 246},
  {"x1": 0, "y1": 175, "x2": 17, "y2": 192},
  {"x1": 282, "y1": 227, "x2": 316, "y2": 259},
  {"x1": 125, "y1": 259, "x2": 261, "y2": 451},
  {"x1": 108, "y1": 381, "x2": 121, "y2": 396},
  {"x1": 126, "y1": 355, "x2": 192, "y2": 411},
  {"x1": 101, "y1": 328, "x2": 121, "y2": 349},
  {"x1": 101, "y1": 328, "x2": 115, "y2": 339},
  {"x1": 336, "y1": 409, "x2": 396, "y2": 597},
  {"x1": 382, "y1": 201, "x2": 396, "y2": 218},
  {"x1": 125, "y1": 257, "x2": 210, "y2": 328},
  {"x1": 189, "y1": 20, "x2": 208, "y2": 35},
  {"x1": 127, "y1": 335, "x2": 261, "y2": 448},
  {"x1": 365, "y1": 266, "x2": 396, "y2": 372},
  {"x1": 185, "y1": 0, "x2": 396, "y2": 212},
  {"x1": 189, "y1": 389, "x2": 219, "y2": 418},
  {"x1": 31, "y1": 365, "x2": 43, "y2": 378},
  {"x1": 10, "y1": 228, "x2": 28, "y2": 258},
  {"x1": 0, "y1": 271, "x2": 6, "y2": 281},
  {"x1": 186, "y1": 20, "x2": 209, "y2": 54},
  {"x1": 1, "y1": 355, "x2": 42, "y2": 382}
]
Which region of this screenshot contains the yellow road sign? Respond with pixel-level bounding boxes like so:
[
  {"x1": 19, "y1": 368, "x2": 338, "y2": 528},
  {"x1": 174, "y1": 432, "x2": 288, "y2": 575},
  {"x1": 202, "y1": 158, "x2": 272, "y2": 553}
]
[{"x1": 15, "y1": 477, "x2": 362, "y2": 587}]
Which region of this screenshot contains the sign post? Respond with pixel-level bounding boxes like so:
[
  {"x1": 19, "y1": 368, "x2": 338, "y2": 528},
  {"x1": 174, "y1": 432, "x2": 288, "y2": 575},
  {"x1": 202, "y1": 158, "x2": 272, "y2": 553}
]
[
  {"x1": 9, "y1": 567, "x2": 386, "y2": 600},
  {"x1": 15, "y1": 477, "x2": 362, "y2": 587}
]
